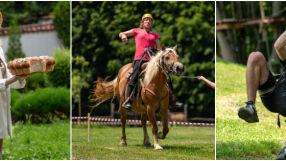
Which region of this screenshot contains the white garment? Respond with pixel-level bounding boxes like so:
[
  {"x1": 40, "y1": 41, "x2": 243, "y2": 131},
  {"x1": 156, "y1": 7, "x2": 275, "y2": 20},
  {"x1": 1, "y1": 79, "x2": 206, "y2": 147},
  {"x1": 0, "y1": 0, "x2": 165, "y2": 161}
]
[{"x1": 0, "y1": 47, "x2": 25, "y2": 139}]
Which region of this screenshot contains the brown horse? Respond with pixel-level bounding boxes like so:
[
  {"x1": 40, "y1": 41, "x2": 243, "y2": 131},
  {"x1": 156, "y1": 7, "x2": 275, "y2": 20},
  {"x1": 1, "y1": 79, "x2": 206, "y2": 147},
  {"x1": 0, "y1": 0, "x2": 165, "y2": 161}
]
[{"x1": 92, "y1": 46, "x2": 184, "y2": 150}]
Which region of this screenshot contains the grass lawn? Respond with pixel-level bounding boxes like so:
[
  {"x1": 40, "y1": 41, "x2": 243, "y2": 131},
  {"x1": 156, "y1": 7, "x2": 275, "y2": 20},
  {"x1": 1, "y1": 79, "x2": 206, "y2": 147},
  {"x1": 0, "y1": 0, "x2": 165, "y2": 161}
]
[
  {"x1": 2, "y1": 120, "x2": 70, "y2": 160},
  {"x1": 72, "y1": 124, "x2": 215, "y2": 160},
  {"x1": 216, "y1": 60, "x2": 286, "y2": 160}
]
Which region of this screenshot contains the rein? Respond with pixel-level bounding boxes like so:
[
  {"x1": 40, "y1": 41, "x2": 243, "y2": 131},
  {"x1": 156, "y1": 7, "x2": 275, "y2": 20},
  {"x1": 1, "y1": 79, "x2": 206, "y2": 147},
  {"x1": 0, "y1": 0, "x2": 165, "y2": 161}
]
[{"x1": 181, "y1": 76, "x2": 199, "y2": 79}]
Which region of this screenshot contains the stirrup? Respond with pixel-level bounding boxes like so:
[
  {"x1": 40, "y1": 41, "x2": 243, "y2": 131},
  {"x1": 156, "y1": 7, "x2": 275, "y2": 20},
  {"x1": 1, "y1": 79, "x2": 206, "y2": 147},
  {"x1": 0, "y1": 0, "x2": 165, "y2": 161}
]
[{"x1": 123, "y1": 101, "x2": 132, "y2": 111}]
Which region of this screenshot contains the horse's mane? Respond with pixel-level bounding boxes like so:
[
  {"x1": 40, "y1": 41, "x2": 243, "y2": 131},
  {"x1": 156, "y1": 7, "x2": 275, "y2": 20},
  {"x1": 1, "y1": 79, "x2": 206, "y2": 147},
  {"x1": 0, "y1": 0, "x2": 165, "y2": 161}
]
[{"x1": 144, "y1": 48, "x2": 176, "y2": 85}]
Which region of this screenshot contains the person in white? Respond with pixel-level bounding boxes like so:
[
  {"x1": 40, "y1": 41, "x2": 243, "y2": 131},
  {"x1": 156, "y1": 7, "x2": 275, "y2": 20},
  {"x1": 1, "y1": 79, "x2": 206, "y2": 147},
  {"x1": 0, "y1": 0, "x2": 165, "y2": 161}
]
[{"x1": 0, "y1": 12, "x2": 28, "y2": 160}]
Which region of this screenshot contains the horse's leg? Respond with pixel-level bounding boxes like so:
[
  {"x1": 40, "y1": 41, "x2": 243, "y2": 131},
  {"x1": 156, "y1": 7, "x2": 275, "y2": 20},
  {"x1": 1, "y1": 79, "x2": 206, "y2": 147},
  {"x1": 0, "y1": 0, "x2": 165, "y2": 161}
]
[
  {"x1": 147, "y1": 105, "x2": 162, "y2": 150},
  {"x1": 120, "y1": 109, "x2": 127, "y2": 146},
  {"x1": 158, "y1": 108, "x2": 169, "y2": 139},
  {"x1": 141, "y1": 114, "x2": 151, "y2": 147}
]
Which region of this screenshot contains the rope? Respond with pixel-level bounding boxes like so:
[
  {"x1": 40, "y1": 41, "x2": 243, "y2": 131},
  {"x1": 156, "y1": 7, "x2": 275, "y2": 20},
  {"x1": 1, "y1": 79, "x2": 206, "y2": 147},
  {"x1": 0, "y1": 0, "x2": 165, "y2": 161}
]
[
  {"x1": 72, "y1": 117, "x2": 215, "y2": 127},
  {"x1": 180, "y1": 76, "x2": 199, "y2": 79}
]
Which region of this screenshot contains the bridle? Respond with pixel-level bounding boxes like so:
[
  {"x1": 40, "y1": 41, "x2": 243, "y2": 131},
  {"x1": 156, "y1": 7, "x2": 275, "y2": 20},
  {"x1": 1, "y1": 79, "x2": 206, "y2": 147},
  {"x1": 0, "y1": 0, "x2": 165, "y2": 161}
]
[{"x1": 157, "y1": 49, "x2": 177, "y2": 76}]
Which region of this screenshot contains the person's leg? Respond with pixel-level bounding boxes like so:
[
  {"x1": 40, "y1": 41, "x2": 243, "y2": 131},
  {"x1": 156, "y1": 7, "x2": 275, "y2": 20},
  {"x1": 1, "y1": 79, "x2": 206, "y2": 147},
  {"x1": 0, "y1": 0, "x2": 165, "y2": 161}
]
[
  {"x1": 124, "y1": 60, "x2": 142, "y2": 110},
  {"x1": 0, "y1": 139, "x2": 3, "y2": 160},
  {"x1": 238, "y1": 52, "x2": 269, "y2": 123},
  {"x1": 246, "y1": 52, "x2": 269, "y2": 102}
]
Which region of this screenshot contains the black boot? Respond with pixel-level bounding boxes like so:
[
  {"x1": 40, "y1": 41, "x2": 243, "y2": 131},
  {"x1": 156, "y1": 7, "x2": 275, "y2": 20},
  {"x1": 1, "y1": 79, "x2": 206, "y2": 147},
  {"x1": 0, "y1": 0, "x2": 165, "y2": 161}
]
[
  {"x1": 238, "y1": 101, "x2": 259, "y2": 123},
  {"x1": 276, "y1": 145, "x2": 286, "y2": 160},
  {"x1": 169, "y1": 92, "x2": 184, "y2": 108},
  {"x1": 123, "y1": 84, "x2": 134, "y2": 111},
  {"x1": 167, "y1": 76, "x2": 183, "y2": 108}
]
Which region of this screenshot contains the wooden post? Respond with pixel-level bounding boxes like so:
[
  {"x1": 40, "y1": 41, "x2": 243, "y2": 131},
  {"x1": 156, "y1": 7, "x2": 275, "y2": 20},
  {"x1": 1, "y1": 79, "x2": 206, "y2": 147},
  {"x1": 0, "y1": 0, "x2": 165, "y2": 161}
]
[
  {"x1": 184, "y1": 104, "x2": 188, "y2": 122},
  {"x1": 88, "y1": 113, "x2": 90, "y2": 142},
  {"x1": 110, "y1": 103, "x2": 115, "y2": 118},
  {"x1": 78, "y1": 92, "x2": 82, "y2": 124}
]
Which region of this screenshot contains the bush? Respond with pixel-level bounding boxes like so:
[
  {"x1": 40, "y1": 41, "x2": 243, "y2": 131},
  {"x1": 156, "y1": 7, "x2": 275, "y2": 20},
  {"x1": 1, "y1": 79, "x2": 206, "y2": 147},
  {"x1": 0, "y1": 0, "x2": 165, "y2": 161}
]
[
  {"x1": 10, "y1": 89, "x2": 21, "y2": 107},
  {"x1": 12, "y1": 87, "x2": 70, "y2": 123},
  {"x1": 22, "y1": 73, "x2": 51, "y2": 93},
  {"x1": 53, "y1": 1, "x2": 70, "y2": 48},
  {"x1": 47, "y1": 48, "x2": 70, "y2": 88}
]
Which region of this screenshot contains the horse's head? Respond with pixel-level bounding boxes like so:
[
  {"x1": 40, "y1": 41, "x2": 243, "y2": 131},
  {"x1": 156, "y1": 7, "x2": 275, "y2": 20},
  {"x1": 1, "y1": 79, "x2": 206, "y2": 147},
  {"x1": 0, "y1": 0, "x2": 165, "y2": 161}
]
[{"x1": 160, "y1": 45, "x2": 184, "y2": 76}]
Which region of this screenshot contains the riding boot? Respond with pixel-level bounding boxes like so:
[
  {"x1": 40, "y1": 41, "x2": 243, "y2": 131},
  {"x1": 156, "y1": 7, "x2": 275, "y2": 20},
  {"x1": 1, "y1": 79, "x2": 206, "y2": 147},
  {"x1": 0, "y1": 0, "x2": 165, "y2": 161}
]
[
  {"x1": 276, "y1": 145, "x2": 286, "y2": 160},
  {"x1": 124, "y1": 84, "x2": 134, "y2": 111},
  {"x1": 167, "y1": 76, "x2": 183, "y2": 108},
  {"x1": 169, "y1": 91, "x2": 184, "y2": 108}
]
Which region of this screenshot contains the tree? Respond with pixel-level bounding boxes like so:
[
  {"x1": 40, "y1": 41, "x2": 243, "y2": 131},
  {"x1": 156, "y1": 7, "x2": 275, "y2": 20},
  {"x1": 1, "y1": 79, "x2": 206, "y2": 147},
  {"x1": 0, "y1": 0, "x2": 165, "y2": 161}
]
[
  {"x1": 53, "y1": 1, "x2": 70, "y2": 48},
  {"x1": 0, "y1": 1, "x2": 57, "y2": 27},
  {"x1": 6, "y1": 15, "x2": 26, "y2": 61},
  {"x1": 72, "y1": 56, "x2": 91, "y2": 117}
]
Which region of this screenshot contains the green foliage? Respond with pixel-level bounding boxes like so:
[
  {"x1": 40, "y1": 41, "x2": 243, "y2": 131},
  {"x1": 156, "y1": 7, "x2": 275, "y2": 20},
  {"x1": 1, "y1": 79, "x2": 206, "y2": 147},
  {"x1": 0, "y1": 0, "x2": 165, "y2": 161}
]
[
  {"x1": 10, "y1": 88, "x2": 21, "y2": 106},
  {"x1": 2, "y1": 121, "x2": 70, "y2": 160},
  {"x1": 47, "y1": 48, "x2": 70, "y2": 88},
  {"x1": 53, "y1": 1, "x2": 71, "y2": 48},
  {"x1": 72, "y1": 125, "x2": 215, "y2": 160},
  {"x1": 22, "y1": 73, "x2": 51, "y2": 93},
  {"x1": 72, "y1": 56, "x2": 91, "y2": 103},
  {"x1": 0, "y1": 2, "x2": 57, "y2": 27},
  {"x1": 6, "y1": 15, "x2": 25, "y2": 61},
  {"x1": 72, "y1": 1, "x2": 215, "y2": 118},
  {"x1": 216, "y1": 60, "x2": 286, "y2": 159},
  {"x1": 12, "y1": 87, "x2": 70, "y2": 123}
]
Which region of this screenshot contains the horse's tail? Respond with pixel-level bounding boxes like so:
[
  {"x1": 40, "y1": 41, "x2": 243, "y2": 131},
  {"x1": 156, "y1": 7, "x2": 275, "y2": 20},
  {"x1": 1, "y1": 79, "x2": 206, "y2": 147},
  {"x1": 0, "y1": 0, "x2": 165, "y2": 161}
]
[{"x1": 91, "y1": 77, "x2": 118, "y2": 108}]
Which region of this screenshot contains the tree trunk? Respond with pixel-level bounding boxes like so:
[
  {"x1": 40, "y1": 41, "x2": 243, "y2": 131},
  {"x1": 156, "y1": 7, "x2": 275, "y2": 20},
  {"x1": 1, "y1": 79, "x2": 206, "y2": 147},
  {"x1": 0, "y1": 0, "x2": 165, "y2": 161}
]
[
  {"x1": 269, "y1": 1, "x2": 281, "y2": 73},
  {"x1": 77, "y1": 91, "x2": 82, "y2": 124},
  {"x1": 216, "y1": 2, "x2": 237, "y2": 63}
]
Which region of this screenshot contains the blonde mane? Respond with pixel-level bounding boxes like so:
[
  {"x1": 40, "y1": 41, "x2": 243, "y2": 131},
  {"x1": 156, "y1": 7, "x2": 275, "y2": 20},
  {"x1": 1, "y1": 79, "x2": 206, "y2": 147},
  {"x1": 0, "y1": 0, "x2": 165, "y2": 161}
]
[{"x1": 144, "y1": 48, "x2": 177, "y2": 85}]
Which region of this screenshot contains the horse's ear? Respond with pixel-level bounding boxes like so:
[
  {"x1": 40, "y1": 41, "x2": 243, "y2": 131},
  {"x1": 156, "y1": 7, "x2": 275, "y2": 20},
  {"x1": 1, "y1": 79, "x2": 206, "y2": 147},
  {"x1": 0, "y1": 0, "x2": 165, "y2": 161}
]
[
  {"x1": 161, "y1": 44, "x2": 166, "y2": 51},
  {"x1": 0, "y1": 12, "x2": 2, "y2": 28},
  {"x1": 173, "y1": 45, "x2": 177, "y2": 51}
]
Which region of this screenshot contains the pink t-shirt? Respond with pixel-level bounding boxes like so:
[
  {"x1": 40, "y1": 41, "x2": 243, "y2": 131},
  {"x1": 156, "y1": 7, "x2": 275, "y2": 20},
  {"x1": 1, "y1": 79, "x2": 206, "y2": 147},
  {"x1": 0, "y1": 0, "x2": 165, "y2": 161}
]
[{"x1": 133, "y1": 28, "x2": 160, "y2": 61}]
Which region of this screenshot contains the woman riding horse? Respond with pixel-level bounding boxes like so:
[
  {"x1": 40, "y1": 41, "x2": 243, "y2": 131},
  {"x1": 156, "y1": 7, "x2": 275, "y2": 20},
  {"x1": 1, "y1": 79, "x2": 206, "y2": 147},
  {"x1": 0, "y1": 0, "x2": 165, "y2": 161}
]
[
  {"x1": 93, "y1": 46, "x2": 184, "y2": 150},
  {"x1": 118, "y1": 13, "x2": 182, "y2": 110}
]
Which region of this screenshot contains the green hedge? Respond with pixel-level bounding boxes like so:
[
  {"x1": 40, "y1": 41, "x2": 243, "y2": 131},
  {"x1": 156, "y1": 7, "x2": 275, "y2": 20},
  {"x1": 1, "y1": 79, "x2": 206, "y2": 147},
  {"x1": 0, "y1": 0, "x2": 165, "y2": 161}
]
[
  {"x1": 10, "y1": 89, "x2": 21, "y2": 107},
  {"x1": 22, "y1": 73, "x2": 51, "y2": 93},
  {"x1": 11, "y1": 87, "x2": 70, "y2": 123}
]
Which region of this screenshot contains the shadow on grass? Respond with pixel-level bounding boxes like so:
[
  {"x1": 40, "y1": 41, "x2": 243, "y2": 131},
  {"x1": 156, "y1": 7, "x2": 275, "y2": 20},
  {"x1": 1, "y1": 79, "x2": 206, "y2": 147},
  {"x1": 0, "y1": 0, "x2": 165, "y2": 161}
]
[{"x1": 132, "y1": 143, "x2": 212, "y2": 152}]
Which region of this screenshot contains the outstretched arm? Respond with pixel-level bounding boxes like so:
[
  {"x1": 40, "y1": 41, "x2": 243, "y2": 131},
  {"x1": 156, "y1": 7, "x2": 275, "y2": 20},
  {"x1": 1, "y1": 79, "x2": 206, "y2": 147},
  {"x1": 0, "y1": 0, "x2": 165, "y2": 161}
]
[
  {"x1": 197, "y1": 76, "x2": 215, "y2": 89},
  {"x1": 119, "y1": 29, "x2": 135, "y2": 44},
  {"x1": 155, "y1": 39, "x2": 161, "y2": 50},
  {"x1": 274, "y1": 30, "x2": 286, "y2": 61}
]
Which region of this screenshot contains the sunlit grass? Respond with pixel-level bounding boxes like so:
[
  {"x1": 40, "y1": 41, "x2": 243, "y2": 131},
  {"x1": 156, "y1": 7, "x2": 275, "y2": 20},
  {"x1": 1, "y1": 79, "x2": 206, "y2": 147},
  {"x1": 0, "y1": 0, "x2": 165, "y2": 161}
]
[{"x1": 72, "y1": 125, "x2": 215, "y2": 160}]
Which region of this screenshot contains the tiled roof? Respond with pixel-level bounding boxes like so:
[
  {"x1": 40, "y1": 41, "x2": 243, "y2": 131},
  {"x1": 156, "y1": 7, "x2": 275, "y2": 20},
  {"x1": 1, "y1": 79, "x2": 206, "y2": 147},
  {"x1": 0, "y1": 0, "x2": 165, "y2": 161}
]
[{"x1": 0, "y1": 21, "x2": 55, "y2": 36}]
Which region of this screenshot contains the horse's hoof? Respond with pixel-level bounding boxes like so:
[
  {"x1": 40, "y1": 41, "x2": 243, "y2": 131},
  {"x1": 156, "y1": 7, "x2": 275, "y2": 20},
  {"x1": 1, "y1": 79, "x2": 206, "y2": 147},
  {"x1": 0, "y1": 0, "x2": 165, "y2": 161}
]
[
  {"x1": 154, "y1": 145, "x2": 163, "y2": 150},
  {"x1": 158, "y1": 131, "x2": 164, "y2": 139},
  {"x1": 144, "y1": 142, "x2": 151, "y2": 148},
  {"x1": 120, "y1": 141, "x2": 127, "y2": 146}
]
